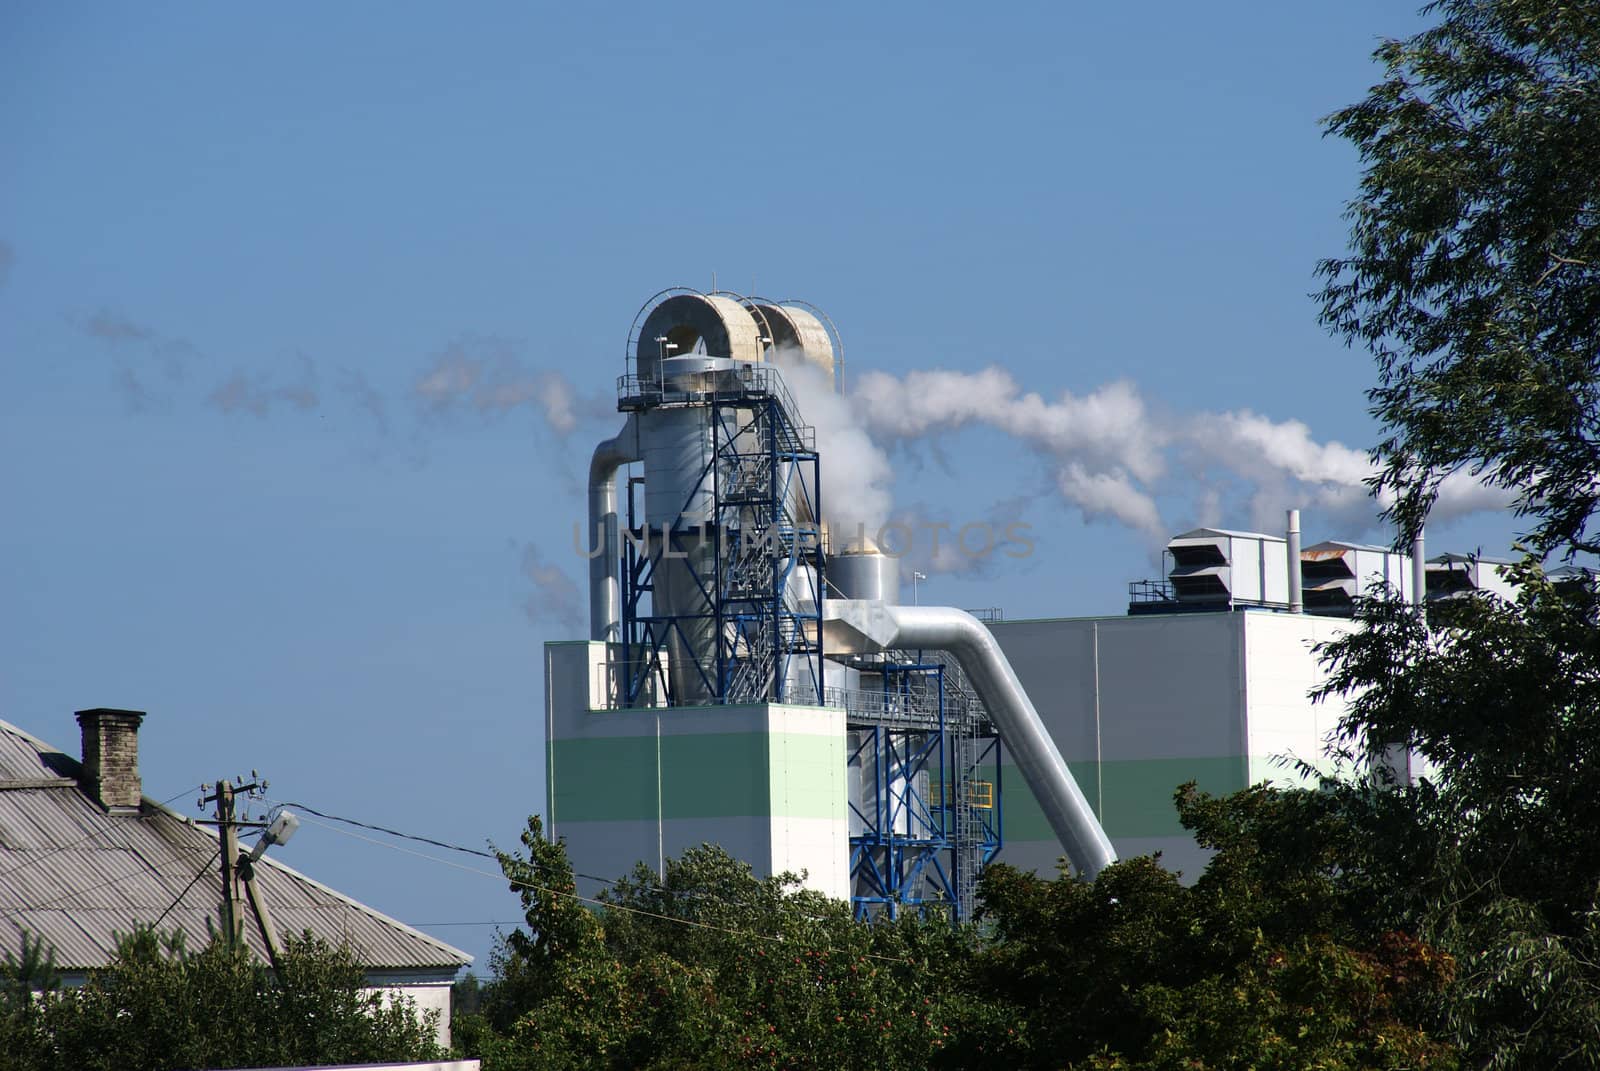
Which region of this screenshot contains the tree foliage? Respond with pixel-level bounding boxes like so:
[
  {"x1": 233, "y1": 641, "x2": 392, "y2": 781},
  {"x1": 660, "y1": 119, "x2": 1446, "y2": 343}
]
[
  {"x1": 459, "y1": 811, "x2": 1460, "y2": 1071},
  {"x1": 460, "y1": 816, "x2": 1004, "y2": 1071},
  {"x1": 1315, "y1": 4, "x2": 1600, "y2": 1055},
  {"x1": 0, "y1": 927, "x2": 441, "y2": 1071},
  {"x1": 1315, "y1": 570, "x2": 1600, "y2": 1068},
  {"x1": 974, "y1": 791, "x2": 1459, "y2": 1071},
  {"x1": 1316, "y1": 0, "x2": 1600, "y2": 555}
]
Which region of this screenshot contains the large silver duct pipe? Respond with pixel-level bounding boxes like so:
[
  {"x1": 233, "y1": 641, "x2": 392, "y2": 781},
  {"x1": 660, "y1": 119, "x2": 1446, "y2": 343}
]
[
  {"x1": 828, "y1": 550, "x2": 901, "y2": 604},
  {"x1": 822, "y1": 599, "x2": 1117, "y2": 879},
  {"x1": 1286, "y1": 509, "x2": 1303, "y2": 614},
  {"x1": 588, "y1": 416, "x2": 641, "y2": 642}
]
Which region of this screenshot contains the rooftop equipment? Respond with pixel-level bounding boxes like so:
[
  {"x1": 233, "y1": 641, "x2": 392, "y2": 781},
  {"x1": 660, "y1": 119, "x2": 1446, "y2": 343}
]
[
  {"x1": 1141, "y1": 528, "x2": 1291, "y2": 612},
  {"x1": 1299, "y1": 540, "x2": 1416, "y2": 613},
  {"x1": 1426, "y1": 553, "x2": 1520, "y2": 602}
]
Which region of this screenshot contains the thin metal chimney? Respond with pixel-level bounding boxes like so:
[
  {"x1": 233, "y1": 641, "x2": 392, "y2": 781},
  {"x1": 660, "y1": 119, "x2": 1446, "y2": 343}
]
[
  {"x1": 75, "y1": 708, "x2": 145, "y2": 813},
  {"x1": 1286, "y1": 509, "x2": 1303, "y2": 613},
  {"x1": 1411, "y1": 526, "x2": 1426, "y2": 607}
]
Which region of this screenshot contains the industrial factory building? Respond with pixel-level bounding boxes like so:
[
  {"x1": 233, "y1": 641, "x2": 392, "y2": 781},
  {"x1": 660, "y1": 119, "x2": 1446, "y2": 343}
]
[{"x1": 544, "y1": 289, "x2": 1520, "y2": 917}]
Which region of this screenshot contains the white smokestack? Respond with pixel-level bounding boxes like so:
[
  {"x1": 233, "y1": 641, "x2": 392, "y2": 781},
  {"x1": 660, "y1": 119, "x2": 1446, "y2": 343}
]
[
  {"x1": 1411, "y1": 526, "x2": 1426, "y2": 608},
  {"x1": 1286, "y1": 509, "x2": 1303, "y2": 614}
]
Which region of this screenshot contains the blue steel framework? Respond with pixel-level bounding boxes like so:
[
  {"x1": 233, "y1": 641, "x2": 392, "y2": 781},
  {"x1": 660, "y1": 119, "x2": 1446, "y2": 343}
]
[
  {"x1": 849, "y1": 663, "x2": 1003, "y2": 921},
  {"x1": 616, "y1": 367, "x2": 825, "y2": 706}
]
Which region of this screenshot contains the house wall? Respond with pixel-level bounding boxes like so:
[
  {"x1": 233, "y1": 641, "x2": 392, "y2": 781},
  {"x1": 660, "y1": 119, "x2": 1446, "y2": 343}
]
[{"x1": 364, "y1": 976, "x2": 456, "y2": 1050}]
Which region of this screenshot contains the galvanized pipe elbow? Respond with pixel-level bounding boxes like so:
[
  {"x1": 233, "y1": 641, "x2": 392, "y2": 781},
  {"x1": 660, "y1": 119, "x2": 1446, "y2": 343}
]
[
  {"x1": 823, "y1": 599, "x2": 1117, "y2": 879},
  {"x1": 588, "y1": 416, "x2": 640, "y2": 642}
]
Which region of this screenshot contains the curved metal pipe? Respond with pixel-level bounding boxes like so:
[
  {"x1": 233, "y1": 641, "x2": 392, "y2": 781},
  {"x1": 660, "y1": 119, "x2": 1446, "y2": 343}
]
[
  {"x1": 822, "y1": 600, "x2": 1117, "y2": 879},
  {"x1": 589, "y1": 416, "x2": 641, "y2": 642}
]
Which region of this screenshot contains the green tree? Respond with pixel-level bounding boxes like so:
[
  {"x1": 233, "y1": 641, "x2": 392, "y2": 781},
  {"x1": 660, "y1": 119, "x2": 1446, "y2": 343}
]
[
  {"x1": 1, "y1": 931, "x2": 61, "y2": 1011},
  {"x1": 1316, "y1": 0, "x2": 1600, "y2": 555},
  {"x1": 468, "y1": 809, "x2": 1461, "y2": 1071},
  {"x1": 0, "y1": 927, "x2": 440, "y2": 1071},
  {"x1": 1315, "y1": 571, "x2": 1600, "y2": 1067},
  {"x1": 1314, "y1": 2, "x2": 1600, "y2": 1063},
  {"x1": 972, "y1": 788, "x2": 1459, "y2": 1071},
  {"x1": 465, "y1": 816, "x2": 1010, "y2": 1071}
]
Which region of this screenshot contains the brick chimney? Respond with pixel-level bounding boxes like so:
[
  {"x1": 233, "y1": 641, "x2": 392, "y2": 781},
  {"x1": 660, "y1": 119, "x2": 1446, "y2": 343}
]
[{"x1": 75, "y1": 708, "x2": 145, "y2": 813}]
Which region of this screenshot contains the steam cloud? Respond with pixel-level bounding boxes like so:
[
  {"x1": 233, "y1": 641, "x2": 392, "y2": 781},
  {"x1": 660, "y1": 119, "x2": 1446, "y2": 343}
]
[
  {"x1": 521, "y1": 543, "x2": 583, "y2": 631},
  {"x1": 76, "y1": 309, "x2": 202, "y2": 408},
  {"x1": 83, "y1": 310, "x2": 156, "y2": 343},
  {"x1": 849, "y1": 369, "x2": 1170, "y2": 541},
  {"x1": 776, "y1": 353, "x2": 895, "y2": 536},
  {"x1": 63, "y1": 297, "x2": 1519, "y2": 580},
  {"x1": 209, "y1": 357, "x2": 319, "y2": 417},
  {"x1": 809, "y1": 364, "x2": 1516, "y2": 568},
  {"x1": 414, "y1": 336, "x2": 596, "y2": 435}
]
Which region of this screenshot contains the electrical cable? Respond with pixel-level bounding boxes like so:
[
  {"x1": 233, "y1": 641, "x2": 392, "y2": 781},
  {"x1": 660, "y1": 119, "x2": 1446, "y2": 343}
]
[
  {"x1": 153, "y1": 847, "x2": 220, "y2": 926},
  {"x1": 294, "y1": 812, "x2": 915, "y2": 965},
  {"x1": 272, "y1": 800, "x2": 498, "y2": 860},
  {"x1": 262, "y1": 796, "x2": 626, "y2": 890}
]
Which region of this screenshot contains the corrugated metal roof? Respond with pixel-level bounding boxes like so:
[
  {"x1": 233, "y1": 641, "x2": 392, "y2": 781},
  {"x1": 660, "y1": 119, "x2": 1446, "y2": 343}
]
[
  {"x1": 1171, "y1": 527, "x2": 1285, "y2": 542},
  {"x1": 0, "y1": 720, "x2": 470, "y2": 973}
]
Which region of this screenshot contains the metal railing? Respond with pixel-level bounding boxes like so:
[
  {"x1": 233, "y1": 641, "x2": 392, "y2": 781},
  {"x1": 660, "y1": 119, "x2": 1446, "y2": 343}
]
[
  {"x1": 1127, "y1": 578, "x2": 1177, "y2": 604},
  {"x1": 616, "y1": 366, "x2": 817, "y2": 452}
]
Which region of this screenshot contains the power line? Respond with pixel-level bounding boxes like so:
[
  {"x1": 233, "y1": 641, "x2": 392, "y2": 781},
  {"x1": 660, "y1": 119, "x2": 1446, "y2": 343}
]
[
  {"x1": 272, "y1": 799, "x2": 497, "y2": 860},
  {"x1": 295, "y1": 812, "x2": 915, "y2": 966},
  {"x1": 265, "y1": 797, "x2": 623, "y2": 889},
  {"x1": 154, "y1": 847, "x2": 221, "y2": 926}
]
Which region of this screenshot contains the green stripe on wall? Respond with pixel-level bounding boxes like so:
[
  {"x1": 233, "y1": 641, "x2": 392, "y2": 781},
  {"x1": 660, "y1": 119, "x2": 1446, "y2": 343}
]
[
  {"x1": 552, "y1": 732, "x2": 843, "y2": 822},
  {"x1": 1004, "y1": 757, "x2": 1249, "y2": 841}
]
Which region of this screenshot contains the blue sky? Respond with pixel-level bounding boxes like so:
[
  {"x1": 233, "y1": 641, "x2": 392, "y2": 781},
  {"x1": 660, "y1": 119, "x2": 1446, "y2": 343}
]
[{"x1": 2, "y1": 2, "x2": 1517, "y2": 971}]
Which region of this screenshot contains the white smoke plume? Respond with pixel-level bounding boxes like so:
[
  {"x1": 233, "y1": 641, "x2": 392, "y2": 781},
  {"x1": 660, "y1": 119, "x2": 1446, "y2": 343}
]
[
  {"x1": 208, "y1": 356, "x2": 319, "y2": 417},
  {"x1": 83, "y1": 310, "x2": 156, "y2": 343},
  {"x1": 76, "y1": 308, "x2": 200, "y2": 407},
  {"x1": 338, "y1": 367, "x2": 389, "y2": 433},
  {"x1": 847, "y1": 367, "x2": 1169, "y2": 544},
  {"x1": 1190, "y1": 408, "x2": 1517, "y2": 535},
  {"x1": 806, "y1": 363, "x2": 1516, "y2": 568},
  {"x1": 774, "y1": 351, "x2": 895, "y2": 537},
  {"x1": 521, "y1": 543, "x2": 583, "y2": 631},
  {"x1": 414, "y1": 336, "x2": 598, "y2": 436}
]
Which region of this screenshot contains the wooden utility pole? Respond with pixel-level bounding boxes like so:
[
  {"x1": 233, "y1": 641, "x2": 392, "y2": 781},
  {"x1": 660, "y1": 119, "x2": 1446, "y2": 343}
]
[
  {"x1": 201, "y1": 773, "x2": 281, "y2": 970},
  {"x1": 240, "y1": 859, "x2": 286, "y2": 983},
  {"x1": 213, "y1": 778, "x2": 245, "y2": 949}
]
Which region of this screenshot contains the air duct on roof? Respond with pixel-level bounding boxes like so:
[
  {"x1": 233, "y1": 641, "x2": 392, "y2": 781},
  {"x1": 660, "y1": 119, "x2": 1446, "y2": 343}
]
[
  {"x1": 1426, "y1": 553, "x2": 1520, "y2": 602},
  {"x1": 1300, "y1": 541, "x2": 1416, "y2": 613},
  {"x1": 1165, "y1": 528, "x2": 1289, "y2": 610}
]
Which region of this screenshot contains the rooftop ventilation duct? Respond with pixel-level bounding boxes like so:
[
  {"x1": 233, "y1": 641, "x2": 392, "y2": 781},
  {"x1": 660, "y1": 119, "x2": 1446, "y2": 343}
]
[
  {"x1": 1166, "y1": 528, "x2": 1289, "y2": 610},
  {"x1": 634, "y1": 293, "x2": 764, "y2": 384},
  {"x1": 1425, "y1": 553, "x2": 1520, "y2": 602},
  {"x1": 748, "y1": 301, "x2": 838, "y2": 386},
  {"x1": 1300, "y1": 541, "x2": 1416, "y2": 613}
]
